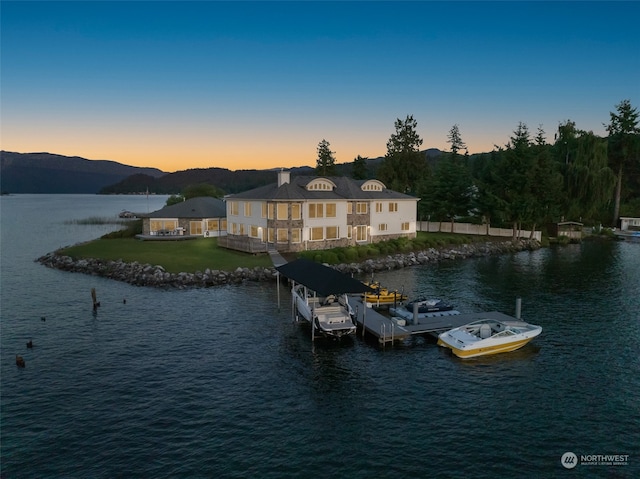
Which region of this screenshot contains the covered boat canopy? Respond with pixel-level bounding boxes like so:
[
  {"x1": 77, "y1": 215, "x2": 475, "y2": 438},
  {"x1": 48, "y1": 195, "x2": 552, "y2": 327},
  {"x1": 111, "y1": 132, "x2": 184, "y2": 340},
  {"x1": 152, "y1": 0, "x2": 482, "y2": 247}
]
[{"x1": 276, "y1": 258, "x2": 374, "y2": 296}]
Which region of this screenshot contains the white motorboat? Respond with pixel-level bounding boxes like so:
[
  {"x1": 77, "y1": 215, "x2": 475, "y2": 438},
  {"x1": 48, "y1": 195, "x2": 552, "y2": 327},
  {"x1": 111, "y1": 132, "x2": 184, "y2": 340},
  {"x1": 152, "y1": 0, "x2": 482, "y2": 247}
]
[
  {"x1": 437, "y1": 318, "x2": 542, "y2": 358},
  {"x1": 277, "y1": 259, "x2": 374, "y2": 339},
  {"x1": 292, "y1": 285, "x2": 356, "y2": 338}
]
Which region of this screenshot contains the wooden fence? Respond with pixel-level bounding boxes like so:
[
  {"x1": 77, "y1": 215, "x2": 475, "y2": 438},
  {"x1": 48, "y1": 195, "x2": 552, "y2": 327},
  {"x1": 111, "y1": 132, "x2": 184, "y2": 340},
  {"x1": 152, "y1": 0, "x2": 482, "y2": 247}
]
[{"x1": 418, "y1": 221, "x2": 542, "y2": 242}]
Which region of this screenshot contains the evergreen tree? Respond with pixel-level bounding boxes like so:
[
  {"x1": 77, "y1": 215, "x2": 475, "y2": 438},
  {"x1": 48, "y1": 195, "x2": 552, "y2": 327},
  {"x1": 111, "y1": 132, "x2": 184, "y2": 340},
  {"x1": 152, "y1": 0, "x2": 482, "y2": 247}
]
[
  {"x1": 377, "y1": 115, "x2": 425, "y2": 193},
  {"x1": 315, "y1": 139, "x2": 336, "y2": 176},
  {"x1": 447, "y1": 124, "x2": 467, "y2": 156},
  {"x1": 605, "y1": 99, "x2": 640, "y2": 225},
  {"x1": 352, "y1": 155, "x2": 367, "y2": 180}
]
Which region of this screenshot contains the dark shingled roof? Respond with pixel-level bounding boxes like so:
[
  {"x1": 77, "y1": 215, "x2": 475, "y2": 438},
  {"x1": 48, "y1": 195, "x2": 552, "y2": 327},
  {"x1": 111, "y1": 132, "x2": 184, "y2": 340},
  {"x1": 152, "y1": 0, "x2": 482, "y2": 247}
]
[
  {"x1": 276, "y1": 258, "x2": 374, "y2": 295},
  {"x1": 143, "y1": 196, "x2": 226, "y2": 218},
  {"x1": 227, "y1": 176, "x2": 417, "y2": 201}
]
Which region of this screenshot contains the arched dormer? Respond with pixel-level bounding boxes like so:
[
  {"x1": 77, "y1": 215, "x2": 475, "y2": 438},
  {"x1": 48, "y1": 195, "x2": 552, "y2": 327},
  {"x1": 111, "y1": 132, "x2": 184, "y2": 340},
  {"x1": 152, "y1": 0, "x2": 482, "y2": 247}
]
[
  {"x1": 306, "y1": 178, "x2": 337, "y2": 191},
  {"x1": 361, "y1": 179, "x2": 385, "y2": 191}
]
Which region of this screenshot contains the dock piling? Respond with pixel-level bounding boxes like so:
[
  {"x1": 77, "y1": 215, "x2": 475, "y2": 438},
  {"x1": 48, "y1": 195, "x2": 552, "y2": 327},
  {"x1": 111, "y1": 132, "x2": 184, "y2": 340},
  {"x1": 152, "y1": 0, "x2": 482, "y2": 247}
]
[{"x1": 515, "y1": 297, "x2": 522, "y2": 319}]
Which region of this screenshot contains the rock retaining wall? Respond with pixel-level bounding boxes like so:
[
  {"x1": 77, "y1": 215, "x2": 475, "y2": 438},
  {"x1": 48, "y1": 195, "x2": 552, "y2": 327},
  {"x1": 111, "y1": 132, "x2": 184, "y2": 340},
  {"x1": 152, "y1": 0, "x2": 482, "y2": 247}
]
[{"x1": 36, "y1": 239, "x2": 540, "y2": 289}]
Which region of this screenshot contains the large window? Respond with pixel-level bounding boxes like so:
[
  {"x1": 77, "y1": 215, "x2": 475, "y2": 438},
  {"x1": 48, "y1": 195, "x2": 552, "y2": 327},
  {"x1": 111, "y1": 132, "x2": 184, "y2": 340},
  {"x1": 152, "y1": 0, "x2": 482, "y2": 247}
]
[
  {"x1": 356, "y1": 225, "x2": 367, "y2": 242},
  {"x1": 190, "y1": 221, "x2": 203, "y2": 235},
  {"x1": 277, "y1": 203, "x2": 288, "y2": 220},
  {"x1": 250, "y1": 225, "x2": 259, "y2": 238},
  {"x1": 230, "y1": 201, "x2": 239, "y2": 216},
  {"x1": 261, "y1": 203, "x2": 267, "y2": 218},
  {"x1": 150, "y1": 219, "x2": 177, "y2": 233},
  {"x1": 326, "y1": 203, "x2": 336, "y2": 217},
  {"x1": 277, "y1": 228, "x2": 288, "y2": 243},
  {"x1": 401, "y1": 222, "x2": 410, "y2": 231},
  {"x1": 326, "y1": 226, "x2": 338, "y2": 239},
  {"x1": 347, "y1": 202, "x2": 353, "y2": 214},
  {"x1": 221, "y1": 219, "x2": 227, "y2": 230},
  {"x1": 389, "y1": 202, "x2": 398, "y2": 212},
  {"x1": 356, "y1": 202, "x2": 368, "y2": 214},
  {"x1": 291, "y1": 203, "x2": 301, "y2": 220},
  {"x1": 207, "y1": 219, "x2": 219, "y2": 231},
  {"x1": 291, "y1": 228, "x2": 301, "y2": 243},
  {"x1": 309, "y1": 203, "x2": 324, "y2": 218},
  {"x1": 244, "y1": 202, "x2": 252, "y2": 217},
  {"x1": 375, "y1": 202, "x2": 383, "y2": 213},
  {"x1": 378, "y1": 223, "x2": 388, "y2": 231},
  {"x1": 310, "y1": 227, "x2": 324, "y2": 240}
]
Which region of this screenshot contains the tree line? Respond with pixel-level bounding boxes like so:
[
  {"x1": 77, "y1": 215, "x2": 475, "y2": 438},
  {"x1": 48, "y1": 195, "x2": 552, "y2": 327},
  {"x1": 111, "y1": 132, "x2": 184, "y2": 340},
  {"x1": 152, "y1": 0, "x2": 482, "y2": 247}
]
[{"x1": 316, "y1": 100, "x2": 639, "y2": 235}]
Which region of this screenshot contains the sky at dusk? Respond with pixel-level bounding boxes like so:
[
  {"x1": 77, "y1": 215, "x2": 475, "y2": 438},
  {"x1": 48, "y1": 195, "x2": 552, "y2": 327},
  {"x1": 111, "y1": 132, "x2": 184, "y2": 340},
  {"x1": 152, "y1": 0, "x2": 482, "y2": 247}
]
[{"x1": 2, "y1": 1, "x2": 639, "y2": 172}]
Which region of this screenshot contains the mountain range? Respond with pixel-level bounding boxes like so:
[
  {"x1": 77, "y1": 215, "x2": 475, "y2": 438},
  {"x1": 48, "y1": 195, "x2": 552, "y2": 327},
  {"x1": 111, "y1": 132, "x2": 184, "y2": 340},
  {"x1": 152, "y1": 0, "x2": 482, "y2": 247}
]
[{"x1": 0, "y1": 149, "x2": 443, "y2": 195}]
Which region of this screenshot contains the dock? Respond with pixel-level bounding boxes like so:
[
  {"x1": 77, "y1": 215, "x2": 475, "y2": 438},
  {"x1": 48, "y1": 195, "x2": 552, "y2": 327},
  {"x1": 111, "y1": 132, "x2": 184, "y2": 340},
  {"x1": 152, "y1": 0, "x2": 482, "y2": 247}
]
[{"x1": 349, "y1": 297, "x2": 523, "y2": 344}]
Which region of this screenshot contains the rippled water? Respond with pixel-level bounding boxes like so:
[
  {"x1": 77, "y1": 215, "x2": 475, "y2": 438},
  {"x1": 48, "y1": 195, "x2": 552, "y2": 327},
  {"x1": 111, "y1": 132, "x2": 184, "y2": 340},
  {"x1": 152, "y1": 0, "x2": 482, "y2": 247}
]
[{"x1": 1, "y1": 195, "x2": 639, "y2": 478}]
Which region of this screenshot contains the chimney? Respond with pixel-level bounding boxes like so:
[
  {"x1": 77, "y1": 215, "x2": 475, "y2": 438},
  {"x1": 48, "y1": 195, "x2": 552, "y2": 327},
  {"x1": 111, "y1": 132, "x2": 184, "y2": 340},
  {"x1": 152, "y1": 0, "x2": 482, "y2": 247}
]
[{"x1": 277, "y1": 169, "x2": 290, "y2": 187}]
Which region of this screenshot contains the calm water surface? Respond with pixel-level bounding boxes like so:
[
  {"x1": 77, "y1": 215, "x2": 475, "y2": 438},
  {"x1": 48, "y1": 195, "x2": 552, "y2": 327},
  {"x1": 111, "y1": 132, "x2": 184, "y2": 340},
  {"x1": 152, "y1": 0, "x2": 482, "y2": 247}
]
[{"x1": 1, "y1": 195, "x2": 639, "y2": 478}]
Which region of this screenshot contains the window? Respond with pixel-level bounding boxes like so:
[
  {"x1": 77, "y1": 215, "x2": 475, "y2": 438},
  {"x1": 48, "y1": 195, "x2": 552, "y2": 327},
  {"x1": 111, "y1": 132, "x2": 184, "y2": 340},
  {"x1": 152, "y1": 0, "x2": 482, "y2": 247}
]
[
  {"x1": 207, "y1": 219, "x2": 219, "y2": 231},
  {"x1": 267, "y1": 203, "x2": 274, "y2": 220},
  {"x1": 261, "y1": 203, "x2": 267, "y2": 218},
  {"x1": 277, "y1": 203, "x2": 288, "y2": 220},
  {"x1": 267, "y1": 228, "x2": 274, "y2": 243},
  {"x1": 311, "y1": 227, "x2": 324, "y2": 240},
  {"x1": 291, "y1": 203, "x2": 301, "y2": 220},
  {"x1": 356, "y1": 225, "x2": 367, "y2": 242},
  {"x1": 291, "y1": 228, "x2": 301, "y2": 243},
  {"x1": 221, "y1": 219, "x2": 227, "y2": 231},
  {"x1": 347, "y1": 227, "x2": 352, "y2": 239},
  {"x1": 356, "y1": 202, "x2": 368, "y2": 214},
  {"x1": 309, "y1": 203, "x2": 324, "y2": 218},
  {"x1": 401, "y1": 222, "x2": 410, "y2": 231},
  {"x1": 326, "y1": 203, "x2": 336, "y2": 217},
  {"x1": 378, "y1": 224, "x2": 388, "y2": 231},
  {"x1": 229, "y1": 201, "x2": 239, "y2": 216},
  {"x1": 389, "y1": 202, "x2": 398, "y2": 212},
  {"x1": 244, "y1": 202, "x2": 252, "y2": 217},
  {"x1": 239, "y1": 224, "x2": 246, "y2": 236},
  {"x1": 347, "y1": 202, "x2": 353, "y2": 214},
  {"x1": 250, "y1": 225, "x2": 259, "y2": 238},
  {"x1": 150, "y1": 219, "x2": 177, "y2": 233},
  {"x1": 277, "y1": 228, "x2": 288, "y2": 243},
  {"x1": 190, "y1": 221, "x2": 203, "y2": 235},
  {"x1": 326, "y1": 226, "x2": 338, "y2": 239},
  {"x1": 231, "y1": 223, "x2": 238, "y2": 234},
  {"x1": 375, "y1": 202, "x2": 383, "y2": 213}
]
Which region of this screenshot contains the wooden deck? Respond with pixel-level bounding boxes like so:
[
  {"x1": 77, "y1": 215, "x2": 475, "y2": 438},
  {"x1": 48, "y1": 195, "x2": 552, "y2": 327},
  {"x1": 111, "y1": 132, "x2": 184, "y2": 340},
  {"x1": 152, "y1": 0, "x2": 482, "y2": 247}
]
[{"x1": 349, "y1": 297, "x2": 523, "y2": 344}]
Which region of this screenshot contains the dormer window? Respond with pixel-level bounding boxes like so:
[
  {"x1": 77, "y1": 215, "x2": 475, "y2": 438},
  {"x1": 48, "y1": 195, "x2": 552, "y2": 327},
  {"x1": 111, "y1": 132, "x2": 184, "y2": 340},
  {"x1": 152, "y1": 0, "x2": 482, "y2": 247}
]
[
  {"x1": 361, "y1": 180, "x2": 385, "y2": 191},
  {"x1": 306, "y1": 179, "x2": 336, "y2": 191}
]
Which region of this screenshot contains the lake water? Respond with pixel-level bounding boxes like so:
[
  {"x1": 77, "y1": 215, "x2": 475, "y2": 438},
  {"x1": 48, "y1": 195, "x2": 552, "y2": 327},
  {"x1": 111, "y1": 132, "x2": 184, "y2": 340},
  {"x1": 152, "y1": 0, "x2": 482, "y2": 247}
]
[{"x1": 1, "y1": 195, "x2": 639, "y2": 478}]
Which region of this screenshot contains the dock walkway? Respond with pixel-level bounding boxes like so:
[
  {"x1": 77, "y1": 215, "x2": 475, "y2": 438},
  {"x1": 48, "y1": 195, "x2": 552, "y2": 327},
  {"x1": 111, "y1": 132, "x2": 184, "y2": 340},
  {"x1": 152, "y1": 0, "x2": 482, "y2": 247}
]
[{"x1": 350, "y1": 297, "x2": 521, "y2": 344}]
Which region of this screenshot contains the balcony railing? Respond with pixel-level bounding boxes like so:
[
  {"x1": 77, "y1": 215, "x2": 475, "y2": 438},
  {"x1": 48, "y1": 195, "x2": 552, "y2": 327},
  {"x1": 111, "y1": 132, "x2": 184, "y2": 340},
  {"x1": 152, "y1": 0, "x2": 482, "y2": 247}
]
[{"x1": 217, "y1": 235, "x2": 269, "y2": 254}]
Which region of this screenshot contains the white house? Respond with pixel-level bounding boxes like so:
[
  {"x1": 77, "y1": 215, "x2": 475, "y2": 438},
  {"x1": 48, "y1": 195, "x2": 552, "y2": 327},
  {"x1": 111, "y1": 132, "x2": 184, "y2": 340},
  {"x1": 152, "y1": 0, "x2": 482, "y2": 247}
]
[{"x1": 218, "y1": 171, "x2": 419, "y2": 253}]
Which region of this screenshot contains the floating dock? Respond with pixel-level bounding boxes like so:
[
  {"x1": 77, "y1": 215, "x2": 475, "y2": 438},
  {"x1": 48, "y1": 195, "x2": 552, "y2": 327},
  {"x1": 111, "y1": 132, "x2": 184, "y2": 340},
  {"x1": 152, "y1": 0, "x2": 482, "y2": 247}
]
[{"x1": 349, "y1": 297, "x2": 524, "y2": 344}]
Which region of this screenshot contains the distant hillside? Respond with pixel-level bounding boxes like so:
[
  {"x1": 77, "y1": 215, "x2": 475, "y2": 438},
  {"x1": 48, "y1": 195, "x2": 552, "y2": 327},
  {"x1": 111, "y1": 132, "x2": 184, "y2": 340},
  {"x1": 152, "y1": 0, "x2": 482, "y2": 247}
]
[
  {"x1": 1, "y1": 148, "x2": 444, "y2": 195},
  {"x1": 0, "y1": 151, "x2": 166, "y2": 194},
  {"x1": 101, "y1": 149, "x2": 444, "y2": 195}
]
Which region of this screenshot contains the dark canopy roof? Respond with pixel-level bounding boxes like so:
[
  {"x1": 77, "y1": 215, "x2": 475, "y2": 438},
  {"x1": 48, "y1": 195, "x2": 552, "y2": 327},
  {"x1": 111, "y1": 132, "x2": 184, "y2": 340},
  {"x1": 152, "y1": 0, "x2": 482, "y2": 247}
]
[{"x1": 276, "y1": 259, "x2": 374, "y2": 296}]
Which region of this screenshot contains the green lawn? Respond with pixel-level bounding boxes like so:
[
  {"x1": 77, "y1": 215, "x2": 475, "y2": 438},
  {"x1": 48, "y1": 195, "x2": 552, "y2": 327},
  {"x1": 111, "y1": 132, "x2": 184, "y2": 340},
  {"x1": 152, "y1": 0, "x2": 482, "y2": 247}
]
[
  {"x1": 58, "y1": 230, "x2": 511, "y2": 274},
  {"x1": 59, "y1": 237, "x2": 273, "y2": 273}
]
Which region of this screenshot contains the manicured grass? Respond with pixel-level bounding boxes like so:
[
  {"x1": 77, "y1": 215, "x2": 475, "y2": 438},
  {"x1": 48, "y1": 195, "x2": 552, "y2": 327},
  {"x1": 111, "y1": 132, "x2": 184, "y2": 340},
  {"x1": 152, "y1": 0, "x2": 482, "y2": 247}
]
[{"x1": 59, "y1": 237, "x2": 273, "y2": 273}]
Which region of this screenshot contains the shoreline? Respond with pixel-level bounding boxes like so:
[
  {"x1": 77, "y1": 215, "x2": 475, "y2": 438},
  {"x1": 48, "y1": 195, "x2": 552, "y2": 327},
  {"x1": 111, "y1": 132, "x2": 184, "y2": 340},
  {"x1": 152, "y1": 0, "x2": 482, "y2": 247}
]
[{"x1": 36, "y1": 239, "x2": 542, "y2": 289}]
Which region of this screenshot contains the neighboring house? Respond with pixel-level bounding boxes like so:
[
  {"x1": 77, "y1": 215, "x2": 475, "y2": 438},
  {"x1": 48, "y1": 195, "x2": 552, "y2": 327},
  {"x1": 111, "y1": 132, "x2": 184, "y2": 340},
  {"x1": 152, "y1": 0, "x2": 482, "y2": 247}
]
[
  {"x1": 141, "y1": 196, "x2": 227, "y2": 237},
  {"x1": 619, "y1": 217, "x2": 640, "y2": 231},
  {"x1": 218, "y1": 171, "x2": 418, "y2": 253}
]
